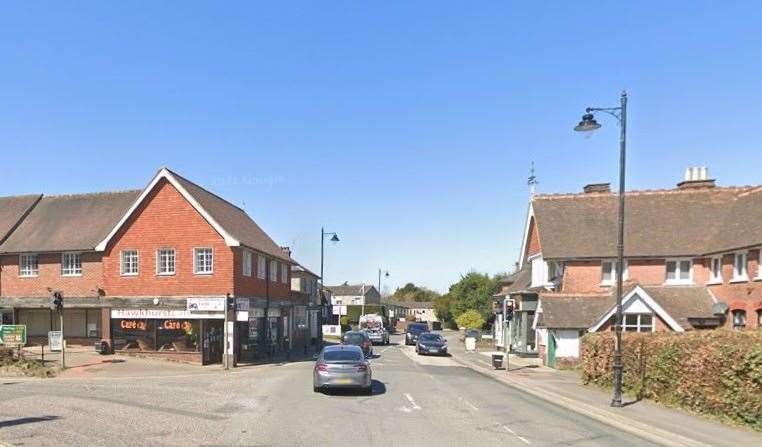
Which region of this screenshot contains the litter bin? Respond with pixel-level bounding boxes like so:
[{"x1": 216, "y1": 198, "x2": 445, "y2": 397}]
[
  {"x1": 94, "y1": 340, "x2": 109, "y2": 355},
  {"x1": 492, "y1": 354, "x2": 504, "y2": 369}
]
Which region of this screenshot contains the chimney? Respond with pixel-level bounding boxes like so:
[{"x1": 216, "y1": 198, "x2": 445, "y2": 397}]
[
  {"x1": 583, "y1": 183, "x2": 611, "y2": 194},
  {"x1": 280, "y1": 246, "x2": 291, "y2": 258},
  {"x1": 677, "y1": 166, "x2": 715, "y2": 189}
]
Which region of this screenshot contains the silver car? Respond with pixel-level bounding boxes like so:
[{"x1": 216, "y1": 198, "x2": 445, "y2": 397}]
[{"x1": 313, "y1": 345, "x2": 373, "y2": 395}]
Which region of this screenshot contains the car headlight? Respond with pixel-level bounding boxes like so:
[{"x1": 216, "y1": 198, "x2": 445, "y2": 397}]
[{"x1": 419, "y1": 344, "x2": 427, "y2": 349}]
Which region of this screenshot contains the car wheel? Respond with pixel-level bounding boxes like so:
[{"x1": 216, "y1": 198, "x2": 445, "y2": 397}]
[{"x1": 313, "y1": 386, "x2": 320, "y2": 393}]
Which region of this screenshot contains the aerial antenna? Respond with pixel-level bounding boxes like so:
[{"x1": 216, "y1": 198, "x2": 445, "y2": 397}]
[{"x1": 528, "y1": 161, "x2": 538, "y2": 196}]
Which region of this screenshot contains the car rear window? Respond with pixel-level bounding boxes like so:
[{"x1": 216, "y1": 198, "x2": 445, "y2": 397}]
[
  {"x1": 324, "y1": 350, "x2": 363, "y2": 362},
  {"x1": 343, "y1": 334, "x2": 365, "y2": 344},
  {"x1": 408, "y1": 324, "x2": 427, "y2": 333}
]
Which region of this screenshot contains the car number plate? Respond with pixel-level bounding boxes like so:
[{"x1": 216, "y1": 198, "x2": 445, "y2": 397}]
[
  {"x1": 429, "y1": 348, "x2": 438, "y2": 353},
  {"x1": 336, "y1": 377, "x2": 352, "y2": 384}
]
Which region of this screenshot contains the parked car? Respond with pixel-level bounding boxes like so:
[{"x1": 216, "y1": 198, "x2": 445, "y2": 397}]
[
  {"x1": 313, "y1": 345, "x2": 372, "y2": 395},
  {"x1": 415, "y1": 332, "x2": 448, "y2": 356},
  {"x1": 342, "y1": 331, "x2": 373, "y2": 357},
  {"x1": 405, "y1": 322, "x2": 429, "y2": 346}
]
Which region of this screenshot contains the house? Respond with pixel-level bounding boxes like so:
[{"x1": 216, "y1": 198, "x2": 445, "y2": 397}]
[
  {"x1": 493, "y1": 267, "x2": 541, "y2": 355},
  {"x1": 402, "y1": 301, "x2": 438, "y2": 323},
  {"x1": 326, "y1": 283, "x2": 381, "y2": 307},
  {"x1": 290, "y1": 263, "x2": 323, "y2": 348},
  {"x1": 510, "y1": 167, "x2": 762, "y2": 367},
  {"x1": 0, "y1": 167, "x2": 302, "y2": 365}
]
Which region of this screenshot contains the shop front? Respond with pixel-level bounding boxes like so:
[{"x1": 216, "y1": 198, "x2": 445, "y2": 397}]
[
  {"x1": 110, "y1": 306, "x2": 224, "y2": 365},
  {"x1": 234, "y1": 299, "x2": 294, "y2": 363}
]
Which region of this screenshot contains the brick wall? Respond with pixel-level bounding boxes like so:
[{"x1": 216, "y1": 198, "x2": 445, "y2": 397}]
[
  {"x1": 0, "y1": 251, "x2": 103, "y2": 297},
  {"x1": 232, "y1": 247, "x2": 290, "y2": 299},
  {"x1": 102, "y1": 179, "x2": 234, "y2": 297}
]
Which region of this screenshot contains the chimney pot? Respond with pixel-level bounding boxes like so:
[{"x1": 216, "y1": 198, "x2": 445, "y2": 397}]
[
  {"x1": 583, "y1": 183, "x2": 611, "y2": 194},
  {"x1": 678, "y1": 166, "x2": 714, "y2": 189}
]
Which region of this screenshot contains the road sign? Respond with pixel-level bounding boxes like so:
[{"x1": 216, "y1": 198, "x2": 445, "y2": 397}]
[
  {"x1": 48, "y1": 331, "x2": 63, "y2": 352},
  {"x1": 332, "y1": 305, "x2": 347, "y2": 316},
  {"x1": 0, "y1": 325, "x2": 27, "y2": 346}
]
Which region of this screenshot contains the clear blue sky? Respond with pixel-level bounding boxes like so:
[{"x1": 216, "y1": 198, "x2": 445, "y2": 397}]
[{"x1": 1, "y1": 2, "x2": 761, "y2": 293}]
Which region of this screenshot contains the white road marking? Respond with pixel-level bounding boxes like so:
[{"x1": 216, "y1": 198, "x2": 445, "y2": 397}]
[
  {"x1": 503, "y1": 425, "x2": 530, "y2": 445},
  {"x1": 404, "y1": 393, "x2": 421, "y2": 410},
  {"x1": 463, "y1": 399, "x2": 479, "y2": 411}
]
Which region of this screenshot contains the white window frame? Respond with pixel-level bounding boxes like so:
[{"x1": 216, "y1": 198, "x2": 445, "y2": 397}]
[
  {"x1": 665, "y1": 258, "x2": 693, "y2": 285},
  {"x1": 732, "y1": 309, "x2": 746, "y2": 330},
  {"x1": 19, "y1": 254, "x2": 39, "y2": 277},
  {"x1": 242, "y1": 250, "x2": 253, "y2": 277},
  {"x1": 708, "y1": 256, "x2": 723, "y2": 284},
  {"x1": 120, "y1": 250, "x2": 139, "y2": 276},
  {"x1": 61, "y1": 252, "x2": 83, "y2": 277},
  {"x1": 731, "y1": 252, "x2": 748, "y2": 283},
  {"x1": 757, "y1": 249, "x2": 762, "y2": 280},
  {"x1": 270, "y1": 259, "x2": 278, "y2": 282},
  {"x1": 257, "y1": 254, "x2": 266, "y2": 279},
  {"x1": 601, "y1": 259, "x2": 628, "y2": 286},
  {"x1": 622, "y1": 313, "x2": 655, "y2": 332},
  {"x1": 193, "y1": 247, "x2": 214, "y2": 275},
  {"x1": 281, "y1": 262, "x2": 288, "y2": 283},
  {"x1": 156, "y1": 248, "x2": 176, "y2": 276}
]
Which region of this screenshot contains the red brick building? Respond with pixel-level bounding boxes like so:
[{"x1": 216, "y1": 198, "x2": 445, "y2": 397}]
[
  {"x1": 0, "y1": 168, "x2": 306, "y2": 364},
  {"x1": 505, "y1": 169, "x2": 762, "y2": 366}
]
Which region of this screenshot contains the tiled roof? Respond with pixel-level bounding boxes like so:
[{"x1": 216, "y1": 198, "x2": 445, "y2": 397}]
[
  {"x1": 327, "y1": 284, "x2": 376, "y2": 296},
  {"x1": 0, "y1": 195, "x2": 41, "y2": 243},
  {"x1": 0, "y1": 191, "x2": 140, "y2": 253},
  {"x1": 532, "y1": 186, "x2": 762, "y2": 259}
]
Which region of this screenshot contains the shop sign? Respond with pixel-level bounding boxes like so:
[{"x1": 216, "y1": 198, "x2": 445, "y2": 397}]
[
  {"x1": 111, "y1": 309, "x2": 224, "y2": 320},
  {"x1": 0, "y1": 325, "x2": 26, "y2": 346},
  {"x1": 48, "y1": 331, "x2": 63, "y2": 351},
  {"x1": 187, "y1": 298, "x2": 225, "y2": 312}
]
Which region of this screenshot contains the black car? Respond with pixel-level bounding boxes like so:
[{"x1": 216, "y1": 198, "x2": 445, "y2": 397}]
[
  {"x1": 342, "y1": 331, "x2": 373, "y2": 357},
  {"x1": 405, "y1": 322, "x2": 429, "y2": 346},
  {"x1": 416, "y1": 332, "x2": 448, "y2": 356}
]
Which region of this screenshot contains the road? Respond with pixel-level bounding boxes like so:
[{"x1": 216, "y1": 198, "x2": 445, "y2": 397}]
[{"x1": 0, "y1": 334, "x2": 658, "y2": 446}]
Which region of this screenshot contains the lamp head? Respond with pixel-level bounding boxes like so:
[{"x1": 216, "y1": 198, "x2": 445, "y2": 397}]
[
  {"x1": 574, "y1": 113, "x2": 602, "y2": 132},
  {"x1": 330, "y1": 234, "x2": 340, "y2": 243}
]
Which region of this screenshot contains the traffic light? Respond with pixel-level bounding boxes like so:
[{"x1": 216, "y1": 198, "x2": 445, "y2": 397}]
[
  {"x1": 52, "y1": 291, "x2": 64, "y2": 313},
  {"x1": 226, "y1": 294, "x2": 236, "y2": 311},
  {"x1": 504, "y1": 299, "x2": 514, "y2": 321}
]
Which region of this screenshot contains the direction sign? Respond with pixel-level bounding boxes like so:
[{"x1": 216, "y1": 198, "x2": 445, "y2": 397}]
[{"x1": 0, "y1": 325, "x2": 27, "y2": 346}]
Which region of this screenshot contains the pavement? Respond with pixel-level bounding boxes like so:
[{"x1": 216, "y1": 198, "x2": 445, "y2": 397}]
[
  {"x1": 443, "y1": 331, "x2": 761, "y2": 447},
  {"x1": 0, "y1": 333, "x2": 673, "y2": 446}
]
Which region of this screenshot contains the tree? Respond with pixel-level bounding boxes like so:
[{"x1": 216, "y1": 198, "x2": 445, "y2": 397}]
[
  {"x1": 391, "y1": 282, "x2": 440, "y2": 303},
  {"x1": 455, "y1": 309, "x2": 485, "y2": 330},
  {"x1": 433, "y1": 293, "x2": 453, "y2": 325},
  {"x1": 448, "y1": 272, "x2": 499, "y2": 321}
]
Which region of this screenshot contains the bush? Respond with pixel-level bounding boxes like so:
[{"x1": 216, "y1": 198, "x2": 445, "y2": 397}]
[
  {"x1": 455, "y1": 309, "x2": 485, "y2": 330},
  {"x1": 581, "y1": 330, "x2": 762, "y2": 430}
]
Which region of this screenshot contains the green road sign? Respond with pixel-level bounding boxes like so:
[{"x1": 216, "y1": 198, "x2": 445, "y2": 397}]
[{"x1": 0, "y1": 325, "x2": 27, "y2": 346}]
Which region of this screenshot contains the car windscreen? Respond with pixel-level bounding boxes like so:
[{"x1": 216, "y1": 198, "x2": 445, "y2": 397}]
[
  {"x1": 408, "y1": 324, "x2": 427, "y2": 333},
  {"x1": 324, "y1": 350, "x2": 363, "y2": 362},
  {"x1": 419, "y1": 334, "x2": 442, "y2": 342},
  {"x1": 343, "y1": 334, "x2": 365, "y2": 344}
]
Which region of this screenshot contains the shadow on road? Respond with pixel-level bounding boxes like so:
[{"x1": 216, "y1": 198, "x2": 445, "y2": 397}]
[
  {"x1": 319, "y1": 380, "x2": 387, "y2": 397},
  {"x1": 0, "y1": 416, "x2": 60, "y2": 428}
]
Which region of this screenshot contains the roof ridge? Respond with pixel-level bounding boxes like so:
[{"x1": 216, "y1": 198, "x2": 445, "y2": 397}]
[
  {"x1": 533, "y1": 185, "x2": 762, "y2": 200},
  {"x1": 43, "y1": 189, "x2": 142, "y2": 199},
  {"x1": 164, "y1": 168, "x2": 246, "y2": 213},
  {"x1": 0, "y1": 194, "x2": 43, "y2": 200}
]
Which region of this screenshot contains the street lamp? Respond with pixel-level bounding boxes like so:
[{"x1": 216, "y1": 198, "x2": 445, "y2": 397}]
[
  {"x1": 320, "y1": 227, "x2": 340, "y2": 323},
  {"x1": 377, "y1": 269, "x2": 390, "y2": 297},
  {"x1": 573, "y1": 90, "x2": 627, "y2": 408}
]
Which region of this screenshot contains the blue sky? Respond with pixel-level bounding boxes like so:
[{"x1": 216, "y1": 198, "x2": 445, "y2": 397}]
[{"x1": 1, "y1": 2, "x2": 761, "y2": 293}]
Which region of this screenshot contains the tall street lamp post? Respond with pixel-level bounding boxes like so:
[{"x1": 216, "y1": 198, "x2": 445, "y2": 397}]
[
  {"x1": 373, "y1": 269, "x2": 390, "y2": 317},
  {"x1": 320, "y1": 227, "x2": 340, "y2": 323},
  {"x1": 573, "y1": 90, "x2": 628, "y2": 408}
]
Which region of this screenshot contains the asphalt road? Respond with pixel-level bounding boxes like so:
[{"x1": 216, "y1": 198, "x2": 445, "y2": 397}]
[{"x1": 0, "y1": 334, "x2": 659, "y2": 447}]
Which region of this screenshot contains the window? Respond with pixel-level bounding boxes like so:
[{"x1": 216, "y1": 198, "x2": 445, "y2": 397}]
[
  {"x1": 622, "y1": 313, "x2": 654, "y2": 332},
  {"x1": 732, "y1": 309, "x2": 746, "y2": 330},
  {"x1": 61, "y1": 253, "x2": 82, "y2": 276},
  {"x1": 157, "y1": 249, "x2": 176, "y2": 275},
  {"x1": 281, "y1": 262, "x2": 288, "y2": 283},
  {"x1": 121, "y1": 250, "x2": 139, "y2": 276},
  {"x1": 242, "y1": 250, "x2": 253, "y2": 277},
  {"x1": 733, "y1": 252, "x2": 748, "y2": 281},
  {"x1": 19, "y1": 254, "x2": 39, "y2": 277},
  {"x1": 601, "y1": 260, "x2": 627, "y2": 286},
  {"x1": 547, "y1": 261, "x2": 563, "y2": 284},
  {"x1": 757, "y1": 310, "x2": 762, "y2": 328},
  {"x1": 665, "y1": 259, "x2": 692, "y2": 284},
  {"x1": 708, "y1": 256, "x2": 722, "y2": 283},
  {"x1": 270, "y1": 259, "x2": 277, "y2": 282},
  {"x1": 257, "y1": 255, "x2": 266, "y2": 279},
  {"x1": 193, "y1": 248, "x2": 213, "y2": 274}
]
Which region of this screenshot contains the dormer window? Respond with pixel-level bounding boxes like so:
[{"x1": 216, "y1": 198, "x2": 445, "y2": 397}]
[
  {"x1": 732, "y1": 252, "x2": 748, "y2": 282},
  {"x1": 601, "y1": 260, "x2": 627, "y2": 286},
  {"x1": 708, "y1": 256, "x2": 722, "y2": 284},
  {"x1": 665, "y1": 259, "x2": 692, "y2": 284}
]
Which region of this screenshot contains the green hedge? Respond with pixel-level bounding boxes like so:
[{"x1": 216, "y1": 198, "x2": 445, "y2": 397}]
[{"x1": 581, "y1": 330, "x2": 762, "y2": 430}]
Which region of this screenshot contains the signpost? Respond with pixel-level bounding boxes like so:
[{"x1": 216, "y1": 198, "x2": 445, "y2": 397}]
[
  {"x1": 0, "y1": 325, "x2": 27, "y2": 346},
  {"x1": 48, "y1": 331, "x2": 63, "y2": 352}
]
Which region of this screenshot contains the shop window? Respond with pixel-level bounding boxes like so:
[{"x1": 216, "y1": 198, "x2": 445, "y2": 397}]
[
  {"x1": 19, "y1": 254, "x2": 39, "y2": 277},
  {"x1": 61, "y1": 253, "x2": 82, "y2": 276},
  {"x1": 732, "y1": 310, "x2": 746, "y2": 330},
  {"x1": 111, "y1": 319, "x2": 200, "y2": 352}
]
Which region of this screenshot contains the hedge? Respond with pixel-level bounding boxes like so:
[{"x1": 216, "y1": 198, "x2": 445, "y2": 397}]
[{"x1": 581, "y1": 330, "x2": 762, "y2": 430}]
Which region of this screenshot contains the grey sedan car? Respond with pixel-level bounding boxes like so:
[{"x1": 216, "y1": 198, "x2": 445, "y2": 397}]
[{"x1": 313, "y1": 345, "x2": 373, "y2": 395}]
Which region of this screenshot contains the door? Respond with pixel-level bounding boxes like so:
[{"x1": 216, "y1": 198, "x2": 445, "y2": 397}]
[
  {"x1": 202, "y1": 320, "x2": 223, "y2": 365},
  {"x1": 547, "y1": 331, "x2": 557, "y2": 368}
]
